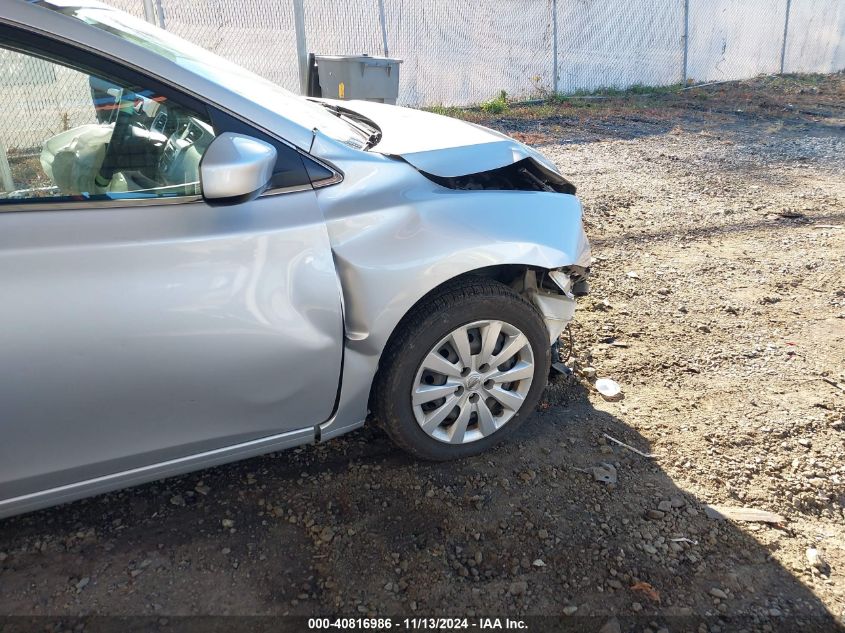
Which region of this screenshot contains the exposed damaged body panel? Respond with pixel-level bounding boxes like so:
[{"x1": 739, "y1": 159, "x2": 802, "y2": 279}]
[{"x1": 421, "y1": 158, "x2": 576, "y2": 195}]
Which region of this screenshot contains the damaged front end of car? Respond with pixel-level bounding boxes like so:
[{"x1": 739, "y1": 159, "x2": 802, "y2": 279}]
[
  {"x1": 420, "y1": 157, "x2": 577, "y2": 195},
  {"x1": 406, "y1": 148, "x2": 588, "y2": 348},
  {"x1": 404, "y1": 146, "x2": 590, "y2": 350},
  {"x1": 310, "y1": 99, "x2": 593, "y2": 350},
  {"x1": 308, "y1": 112, "x2": 592, "y2": 438},
  {"x1": 388, "y1": 130, "x2": 587, "y2": 348}
]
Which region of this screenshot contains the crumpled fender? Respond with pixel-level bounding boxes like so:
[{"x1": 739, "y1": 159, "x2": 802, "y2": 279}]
[
  {"x1": 312, "y1": 136, "x2": 589, "y2": 356},
  {"x1": 330, "y1": 198, "x2": 589, "y2": 356},
  {"x1": 310, "y1": 131, "x2": 590, "y2": 438}
]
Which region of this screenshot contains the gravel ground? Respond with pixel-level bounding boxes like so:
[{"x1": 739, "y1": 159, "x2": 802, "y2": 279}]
[{"x1": 1, "y1": 74, "x2": 843, "y2": 632}]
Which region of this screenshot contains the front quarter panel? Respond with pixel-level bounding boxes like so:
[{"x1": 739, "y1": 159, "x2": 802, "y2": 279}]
[{"x1": 313, "y1": 139, "x2": 590, "y2": 437}]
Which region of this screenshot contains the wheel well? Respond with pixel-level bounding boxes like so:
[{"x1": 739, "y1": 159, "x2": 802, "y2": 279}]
[
  {"x1": 451, "y1": 264, "x2": 529, "y2": 287},
  {"x1": 384, "y1": 264, "x2": 535, "y2": 348},
  {"x1": 366, "y1": 264, "x2": 544, "y2": 414}
]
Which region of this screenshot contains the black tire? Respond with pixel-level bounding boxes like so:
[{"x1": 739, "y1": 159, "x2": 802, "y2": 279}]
[{"x1": 371, "y1": 276, "x2": 550, "y2": 461}]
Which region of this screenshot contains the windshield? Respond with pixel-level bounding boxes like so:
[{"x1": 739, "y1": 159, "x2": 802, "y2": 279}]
[{"x1": 40, "y1": 1, "x2": 365, "y2": 147}]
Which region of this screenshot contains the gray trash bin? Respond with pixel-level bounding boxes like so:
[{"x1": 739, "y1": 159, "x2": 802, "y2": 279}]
[{"x1": 310, "y1": 54, "x2": 402, "y2": 104}]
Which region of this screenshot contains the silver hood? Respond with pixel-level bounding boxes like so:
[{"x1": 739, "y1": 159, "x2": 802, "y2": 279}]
[{"x1": 317, "y1": 99, "x2": 563, "y2": 179}]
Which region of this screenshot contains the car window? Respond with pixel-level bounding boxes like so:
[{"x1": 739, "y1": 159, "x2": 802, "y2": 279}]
[{"x1": 0, "y1": 44, "x2": 215, "y2": 205}]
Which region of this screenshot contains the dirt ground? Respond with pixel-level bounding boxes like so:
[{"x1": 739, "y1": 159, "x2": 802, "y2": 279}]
[{"x1": 1, "y1": 74, "x2": 843, "y2": 632}]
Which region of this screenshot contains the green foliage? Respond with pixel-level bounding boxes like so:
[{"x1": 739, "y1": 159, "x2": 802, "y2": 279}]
[
  {"x1": 548, "y1": 83, "x2": 684, "y2": 103},
  {"x1": 426, "y1": 104, "x2": 466, "y2": 118},
  {"x1": 480, "y1": 90, "x2": 509, "y2": 114}
]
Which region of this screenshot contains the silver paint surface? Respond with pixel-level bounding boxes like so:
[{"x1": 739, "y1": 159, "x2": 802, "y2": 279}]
[
  {"x1": 0, "y1": 193, "x2": 343, "y2": 509},
  {"x1": 0, "y1": 0, "x2": 590, "y2": 517},
  {"x1": 200, "y1": 132, "x2": 277, "y2": 200}
]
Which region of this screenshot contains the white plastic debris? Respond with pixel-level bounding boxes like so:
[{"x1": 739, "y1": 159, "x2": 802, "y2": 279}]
[
  {"x1": 595, "y1": 377, "x2": 622, "y2": 400},
  {"x1": 806, "y1": 547, "x2": 827, "y2": 572},
  {"x1": 591, "y1": 463, "x2": 618, "y2": 484},
  {"x1": 703, "y1": 505, "x2": 784, "y2": 524},
  {"x1": 603, "y1": 433, "x2": 657, "y2": 457}
]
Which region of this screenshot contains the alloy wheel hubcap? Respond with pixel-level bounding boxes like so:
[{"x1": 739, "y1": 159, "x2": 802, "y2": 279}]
[{"x1": 411, "y1": 319, "x2": 535, "y2": 444}]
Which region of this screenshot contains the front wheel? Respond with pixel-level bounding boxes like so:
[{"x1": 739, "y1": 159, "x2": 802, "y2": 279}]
[{"x1": 371, "y1": 277, "x2": 551, "y2": 461}]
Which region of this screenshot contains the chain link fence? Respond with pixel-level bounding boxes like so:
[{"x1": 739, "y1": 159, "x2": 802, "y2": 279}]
[
  {"x1": 142, "y1": 0, "x2": 844, "y2": 106},
  {"x1": 155, "y1": 0, "x2": 302, "y2": 90},
  {"x1": 555, "y1": 0, "x2": 686, "y2": 94},
  {"x1": 1, "y1": 0, "x2": 843, "y2": 161},
  {"x1": 379, "y1": 1, "x2": 555, "y2": 106},
  {"x1": 0, "y1": 49, "x2": 99, "y2": 191}
]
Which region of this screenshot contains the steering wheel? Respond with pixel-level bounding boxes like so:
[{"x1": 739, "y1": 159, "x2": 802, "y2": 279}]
[{"x1": 96, "y1": 94, "x2": 135, "y2": 186}]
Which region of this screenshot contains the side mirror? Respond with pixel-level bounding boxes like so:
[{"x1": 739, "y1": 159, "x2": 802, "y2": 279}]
[{"x1": 201, "y1": 132, "x2": 277, "y2": 203}]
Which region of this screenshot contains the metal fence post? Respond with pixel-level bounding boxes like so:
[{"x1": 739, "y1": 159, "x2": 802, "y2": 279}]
[
  {"x1": 0, "y1": 138, "x2": 14, "y2": 193},
  {"x1": 292, "y1": 0, "x2": 309, "y2": 95},
  {"x1": 780, "y1": 0, "x2": 792, "y2": 74},
  {"x1": 552, "y1": 0, "x2": 559, "y2": 95},
  {"x1": 141, "y1": 0, "x2": 156, "y2": 25},
  {"x1": 154, "y1": 0, "x2": 166, "y2": 28},
  {"x1": 682, "y1": 0, "x2": 690, "y2": 84},
  {"x1": 378, "y1": 0, "x2": 389, "y2": 57}
]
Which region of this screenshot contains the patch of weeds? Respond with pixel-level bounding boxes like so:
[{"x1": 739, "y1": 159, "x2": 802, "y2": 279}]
[
  {"x1": 629, "y1": 83, "x2": 683, "y2": 95},
  {"x1": 548, "y1": 95, "x2": 596, "y2": 109},
  {"x1": 549, "y1": 83, "x2": 683, "y2": 103},
  {"x1": 480, "y1": 90, "x2": 509, "y2": 114},
  {"x1": 426, "y1": 104, "x2": 467, "y2": 119},
  {"x1": 8, "y1": 154, "x2": 50, "y2": 190}
]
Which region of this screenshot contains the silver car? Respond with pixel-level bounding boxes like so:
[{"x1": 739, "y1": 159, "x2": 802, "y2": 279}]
[{"x1": 0, "y1": 0, "x2": 591, "y2": 518}]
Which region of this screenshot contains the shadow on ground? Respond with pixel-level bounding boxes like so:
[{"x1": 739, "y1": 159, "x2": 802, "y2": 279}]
[{"x1": 0, "y1": 377, "x2": 840, "y2": 632}]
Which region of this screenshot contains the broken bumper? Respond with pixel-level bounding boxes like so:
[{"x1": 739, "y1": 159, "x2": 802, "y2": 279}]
[{"x1": 531, "y1": 269, "x2": 589, "y2": 345}]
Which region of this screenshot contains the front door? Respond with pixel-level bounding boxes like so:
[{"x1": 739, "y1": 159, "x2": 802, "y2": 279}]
[{"x1": 0, "y1": 37, "x2": 343, "y2": 503}]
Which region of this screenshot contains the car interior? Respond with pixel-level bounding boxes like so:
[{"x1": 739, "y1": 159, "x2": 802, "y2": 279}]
[
  {"x1": 3, "y1": 66, "x2": 208, "y2": 200},
  {"x1": 35, "y1": 75, "x2": 213, "y2": 201}
]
